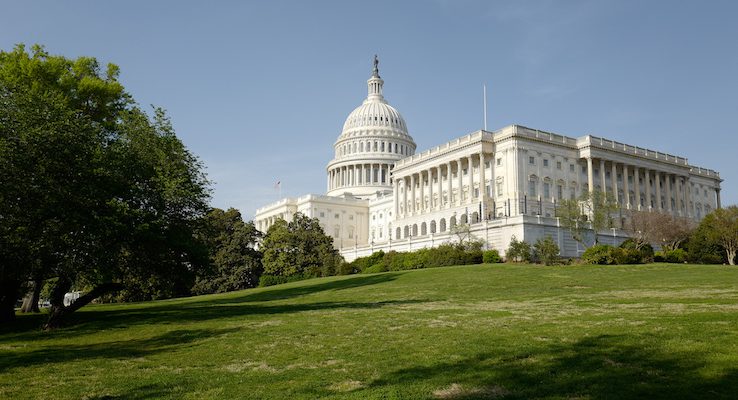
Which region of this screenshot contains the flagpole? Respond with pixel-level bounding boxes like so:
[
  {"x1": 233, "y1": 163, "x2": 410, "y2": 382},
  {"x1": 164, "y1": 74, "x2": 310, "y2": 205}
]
[{"x1": 483, "y1": 83, "x2": 488, "y2": 131}]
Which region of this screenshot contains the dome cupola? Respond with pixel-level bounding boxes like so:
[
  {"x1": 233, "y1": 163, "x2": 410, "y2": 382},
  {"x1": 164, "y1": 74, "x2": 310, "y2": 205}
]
[{"x1": 326, "y1": 56, "x2": 416, "y2": 198}]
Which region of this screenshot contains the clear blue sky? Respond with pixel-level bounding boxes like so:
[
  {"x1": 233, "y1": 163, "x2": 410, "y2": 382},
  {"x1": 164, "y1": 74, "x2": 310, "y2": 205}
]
[{"x1": 3, "y1": 0, "x2": 737, "y2": 218}]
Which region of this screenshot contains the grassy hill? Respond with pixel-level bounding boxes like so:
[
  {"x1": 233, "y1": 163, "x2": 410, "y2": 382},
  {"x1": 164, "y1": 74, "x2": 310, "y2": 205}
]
[{"x1": 2, "y1": 264, "x2": 738, "y2": 399}]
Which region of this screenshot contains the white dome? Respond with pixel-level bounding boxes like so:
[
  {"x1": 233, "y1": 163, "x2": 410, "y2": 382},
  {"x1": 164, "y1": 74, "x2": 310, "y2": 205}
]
[
  {"x1": 341, "y1": 99, "x2": 408, "y2": 135},
  {"x1": 326, "y1": 57, "x2": 416, "y2": 198}
]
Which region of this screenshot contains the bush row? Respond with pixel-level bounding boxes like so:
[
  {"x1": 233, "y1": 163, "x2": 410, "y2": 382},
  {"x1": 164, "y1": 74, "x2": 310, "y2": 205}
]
[{"x1": 349, "y1": 244, "x2": 504, "y2": 274}]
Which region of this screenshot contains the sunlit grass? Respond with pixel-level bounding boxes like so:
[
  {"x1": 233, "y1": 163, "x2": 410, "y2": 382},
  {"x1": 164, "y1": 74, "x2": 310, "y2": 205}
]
[{"x1": 2, "y1": 263, "x2": 737, "y2": 399}]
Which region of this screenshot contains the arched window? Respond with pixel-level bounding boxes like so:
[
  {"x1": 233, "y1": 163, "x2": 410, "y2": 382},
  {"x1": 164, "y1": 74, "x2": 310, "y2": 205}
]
[
  {"x1": 396, "y1": 227, "x2": 401, "y2": 239},
  {"x1": 404, "y1": 226, "x2": 410, "y2": 238},
  {"x1": 460, "y1": 214, "x2": 468, "y2": 224},
  {"x1": 450, "y1": 216, "x2": 457, "y2": 228},
  {"x1": 412, "y1": 224, "x2": 418, "y2": 236},
  {"x1": 472, "y1": 212, "x2": 479, "y2": 223},
  {"x1": 439, "y1": 218, "x2": 446, "y2": 232},
  {"x1": 421, "y1": 222, "x2": 427, "y2": 236},
  {"x1": 430, "y1": 220, "x2": 437, "y2": 234}
]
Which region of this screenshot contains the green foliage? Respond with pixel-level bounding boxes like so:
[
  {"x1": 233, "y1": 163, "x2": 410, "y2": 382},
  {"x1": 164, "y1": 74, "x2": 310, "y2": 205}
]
[
  {"x1": 0, "y1": 44, "x2": 211, "y2": 326},
  {"x1": 192, "y1": 208, "x2": 263, "y2": 295},
  {"x1": 582, "y1": 244, "x2": 622, "y2": 265},
  {"x1": 352, "y1": 244, "x2": 482, "y2": 274},
  {"x1": 533, "y1": 236, "x2": 560, "y2": 266},
  {"x1": 261, "y1": 213, "x2": 344, "y2": 279},
  {"x1": 619, "y1": 239, "x2": 654, "y2": 264},
  {"x1": 482, "y1": 249, "x2": 503, "y2": 263},
  {"x1": 655, "y1": 249, "x2": 688, "y2": 264},
  {"x1": 364, "y1": 263, "x2": 390, "y2": 274},
  {"x1": 697, "y1": 206, "x2": 738, "y2": 265},
  {"x1": 685, "y1": 219, "x2": 726, "y2": 264},
  {"x1": 506, "y1": 236, "x2": 532, "y2": 262}
]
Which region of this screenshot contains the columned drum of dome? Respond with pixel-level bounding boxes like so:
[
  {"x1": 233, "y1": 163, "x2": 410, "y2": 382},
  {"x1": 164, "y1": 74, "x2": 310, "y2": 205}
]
[{"x1": 326, "y1": 56, "x2": 416, "y2": 198}]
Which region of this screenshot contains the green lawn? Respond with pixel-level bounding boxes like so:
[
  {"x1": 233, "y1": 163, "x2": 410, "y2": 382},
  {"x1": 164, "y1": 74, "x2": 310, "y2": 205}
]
[{"x1": 2, "y1": 264, "x2": 738, "y2": 399}]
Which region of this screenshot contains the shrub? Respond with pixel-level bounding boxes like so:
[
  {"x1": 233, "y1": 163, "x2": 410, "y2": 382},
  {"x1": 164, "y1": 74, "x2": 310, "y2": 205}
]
[
  {"x1": 663, "y1": 248, "x2": 688, "y2": 263},
  {"x1": 533, "y1": 236, "x2": 560, "y2": 265},
  {"x1": 506, "y1": 236, "x2": 532, "y2": 262},
  {"x1": 364, "y1": 263, "x2": 389, "y2": 274},
  {"x1": 582, "y1": 244, "x2": 622, "y2": 265},
  {"x1": 483, "y1": 249, "x2": 502, "y2": 263},
  {"x1": 619, "y1": 239, "x2": 654, "y2": 264}
]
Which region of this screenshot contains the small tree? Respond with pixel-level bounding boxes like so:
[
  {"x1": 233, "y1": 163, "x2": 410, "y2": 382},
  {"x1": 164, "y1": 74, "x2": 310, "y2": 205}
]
[
  {"x1": 558, "y1": 191, "x2": 618, "y2": 248},
  {"x1": 533, "y1": 236, "x2": 560, "y2": 266},
  {"x1": 450, "y1": 222, "x2": 484, "y2": 250},
  {"x1": 506, "y1": 236, "x2": 532, "y2": 262},
  {"x1": 700, "y1": 206, "x2": 738, "y2": 265}
]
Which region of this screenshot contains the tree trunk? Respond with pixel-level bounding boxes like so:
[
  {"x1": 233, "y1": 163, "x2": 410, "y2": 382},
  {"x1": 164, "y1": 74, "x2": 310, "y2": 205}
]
[
  {"x1": 20, "y1": 278, "x2": 43, "y2": 313},
  {"x1": 0, "y1": 279, "x2": 21, "y2": 324},
  {"x1": 727, "y1": 249, "x2": 736, "y2": 266},
  {"x1": 44, "y1": 281, "x2": 123, "y2": 330}
]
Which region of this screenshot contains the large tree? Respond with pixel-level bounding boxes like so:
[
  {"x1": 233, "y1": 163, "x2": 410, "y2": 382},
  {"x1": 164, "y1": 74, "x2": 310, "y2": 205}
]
[
  {"x1": 261, "y1": 213, "x2": 343, "y2": 279},
  {"x1": 0, "y1": 44, "x2": 210, "y2": 328}
]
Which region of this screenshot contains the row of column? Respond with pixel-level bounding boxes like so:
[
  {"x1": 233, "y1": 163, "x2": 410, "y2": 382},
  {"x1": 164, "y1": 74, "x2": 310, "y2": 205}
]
[
  {"x1": 394, "y1": 152, "x2": 489, "y2": 218},
  {"x1": 327, "y1": 163, "x2": 392, "y2": 191},
  {"x1": 584, "y1": 157, "x2": 695, "y2": 217}
]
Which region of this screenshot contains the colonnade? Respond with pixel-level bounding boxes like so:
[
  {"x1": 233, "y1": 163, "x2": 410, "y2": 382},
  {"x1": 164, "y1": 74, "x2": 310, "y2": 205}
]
[
  {"x1": 584, "y1": 157, "x2": 696, "y2": 217},
  {"x1": 327, "y1": 163, "x2": 393, "y2": 191},
  {"x1": 394, "y1": 152, "x2": 490, "y2": 218}
]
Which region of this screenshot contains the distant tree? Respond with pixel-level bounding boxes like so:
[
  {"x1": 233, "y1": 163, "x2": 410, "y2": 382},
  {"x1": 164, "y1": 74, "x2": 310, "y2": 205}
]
[
  {"x1": 533, "y1": 236, "x2": 560, "y2": 266},
  {"x1": 625, "y1": 210, "x2": 694, "y2": 252},
  {"x1": 557, "y1": 191, "x2": 618, "y2": 247},
  {"x1": 624, "y1": 210, "x2": 660, "y2": 251},
  {"x1": 192, "y1": 208, "x2": 263, "y2": 294},
  {"x1": 261, "y1": 213, "x2": 343, "y2": 279},
  {"x1": 700, "y1": 206, "x2": 738, "y2": 265}
]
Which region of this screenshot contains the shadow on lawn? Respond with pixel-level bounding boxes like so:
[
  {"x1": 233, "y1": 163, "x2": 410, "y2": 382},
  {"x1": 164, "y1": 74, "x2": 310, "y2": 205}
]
[
  {"x1": 1, "y1": 272, "x2": 403, "y2": 337},
  {"x1": 0, "y1": 327, "x2": 239, "y2": 373},
  {"x1": 364, "y1": 334, "x2": 738, "y2": 400}
]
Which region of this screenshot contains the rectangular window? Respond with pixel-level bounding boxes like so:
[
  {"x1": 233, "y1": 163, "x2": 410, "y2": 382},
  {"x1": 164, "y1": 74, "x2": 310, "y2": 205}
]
[
  {"x1": 529, "y1": 180, "x2": 537, "y2": 196},
  {"x1": 529, "y1": 156, "x2": 535, "y2": 165},
  {"x1": 543, "y1": 159, "x2": 549, "y2": 167},
  {"x1": 570, "y1": 164, "x2": 575, "y2": 172},
  {"x1": 557, "y1": 161, "x2": 562, "y2": 170},
  {"x1": 570, "y1": 188, "x2": 576, "y2": 200},
  {"x1": 543, "y1": 182, "x2": 550, "y2": 198},
  {"x1": 496, "y1": 182, "x2": 503, "y2": 196},
  {"x1": 557, "y1": 185, "x2": 563, "y2": 199},
  {"x1": 496, "y1": 158, "x2": 502, "y2": 166}
]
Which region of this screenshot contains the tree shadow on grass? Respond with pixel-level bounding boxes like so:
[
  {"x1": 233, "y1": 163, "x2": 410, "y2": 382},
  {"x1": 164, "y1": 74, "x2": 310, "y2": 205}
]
[
  {"x1": 365, "y1": 334, "x2": 738, "y2": 399},
  {"x1": 0, "y1": 327, "x2": 239, "y2": 373},
  {"x1": 1, "y1": 272, "x2": 403, "y2": 338}
]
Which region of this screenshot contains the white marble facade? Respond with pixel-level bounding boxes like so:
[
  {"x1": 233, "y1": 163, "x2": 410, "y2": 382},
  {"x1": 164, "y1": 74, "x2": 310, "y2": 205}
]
[{"x1": 255, "y1": 59, "x2": 722, "y2": 261}]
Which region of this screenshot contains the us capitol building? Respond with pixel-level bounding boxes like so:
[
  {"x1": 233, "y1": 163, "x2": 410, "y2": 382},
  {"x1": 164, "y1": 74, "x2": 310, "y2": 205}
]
[{"x1": 255, "y1": 58, "x2": 722, "y2": 261}]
